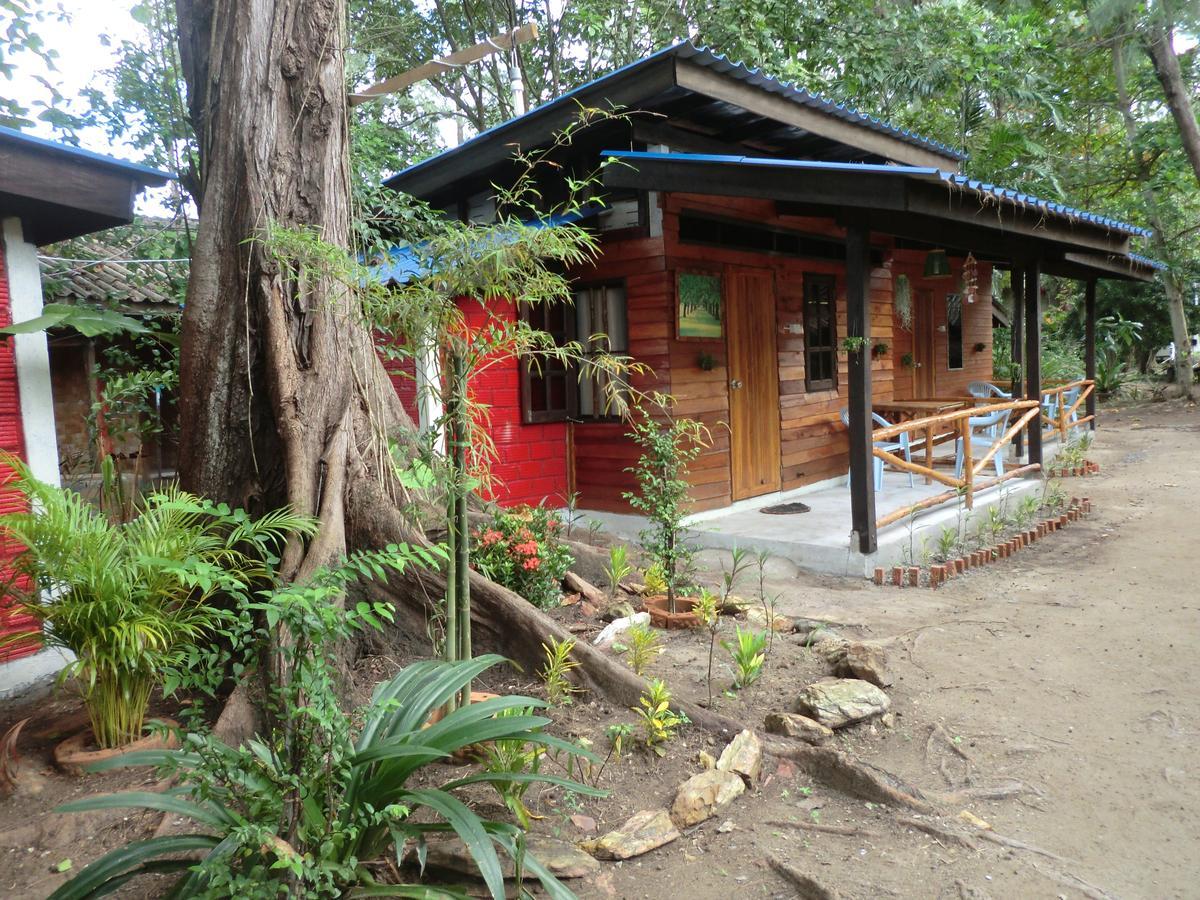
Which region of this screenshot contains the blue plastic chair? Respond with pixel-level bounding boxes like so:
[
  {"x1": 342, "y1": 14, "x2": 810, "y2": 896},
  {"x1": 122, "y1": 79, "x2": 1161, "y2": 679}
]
[
  {"x1": 841, "y1": 409, "x2": 915, "y2": 491},
  {"x1": 955, "y1": 407, "x2": 1014, "y2": 479}
]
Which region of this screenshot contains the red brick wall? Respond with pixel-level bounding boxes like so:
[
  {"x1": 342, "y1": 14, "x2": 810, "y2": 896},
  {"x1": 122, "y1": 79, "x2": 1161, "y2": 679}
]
[
  {"x1": 383, "y1": 353, "x2": 419, "y2": 423},
  {"x1": 0, "y1": 244, "x2": 38, "y2": 661}
]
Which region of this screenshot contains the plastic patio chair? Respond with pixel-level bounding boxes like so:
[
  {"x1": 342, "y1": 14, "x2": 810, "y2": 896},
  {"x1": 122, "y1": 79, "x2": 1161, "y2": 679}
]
[
  {"x1": 955, "y1": 406, "x2": 1014, "y2": 480},
  {"x1": 840, "y1": 409, "x2": 916, "y2": 491},
  {"x1": 967, "y1": 381, "x2": 1012, "y2": 401}
]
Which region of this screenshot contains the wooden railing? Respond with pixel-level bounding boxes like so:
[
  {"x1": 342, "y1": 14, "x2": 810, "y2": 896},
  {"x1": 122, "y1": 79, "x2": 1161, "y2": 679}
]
[
  {"x1": 872, "y1": 399, "x2": 1042, "y2": 530},
  {"x1": 1040, "y1": 379, "x2": 1095, "y2": 442}
]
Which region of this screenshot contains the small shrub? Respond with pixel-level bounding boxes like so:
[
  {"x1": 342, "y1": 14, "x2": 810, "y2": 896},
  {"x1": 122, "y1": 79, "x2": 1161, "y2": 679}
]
[
  {"x1": 694, "y1": 588, "x2": 721, "y2": 708},
  {"x1": 642, "y1": 562, "x2": 667, "y2": 596},
  {"x1": 936, "y1": 526, "x2": 959, "y2": 562},
  {"x1": 722, "y1": 625, "x2": 767, "y2": 689},
  {"x1": 473, "y1": 504, "x2": 574, "y2": 609},
  {"x1": 481, "y1": 707, "x2": 545, "y2": 829},
  {"x1": 540, "y1": 636, "x2": 580, "y2": 706},
  {"x1": 622, "y1": 623, "x2": 662, "y2": 676},
  {"x1": 604, "y1": 545, "x2": 632, "y2": 600},
  {"x1": 606, "y1": 722, "x2": 634, "y2": 761},
  {"x1": 633, "y1": 679, "x2": 688, "y2": 754}
]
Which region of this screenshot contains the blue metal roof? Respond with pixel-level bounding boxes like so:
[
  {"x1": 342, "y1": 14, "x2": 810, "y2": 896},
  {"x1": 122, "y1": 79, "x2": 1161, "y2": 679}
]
[
  {"x1": 1129, "y1": 253, "x2": 1167, "y2": 271},
  {"x1": 0, "y1": 125, "x2": 173, "y2": 183},
  {"x1": 372, "y1": 207, "x2": 599, "y2": 284},
  {"x1": 601, "y1": 150, "x2": 1152, "y2": 240},
  {"x1": 387, "y1": 41, "x2": 964, "y2": 191}
]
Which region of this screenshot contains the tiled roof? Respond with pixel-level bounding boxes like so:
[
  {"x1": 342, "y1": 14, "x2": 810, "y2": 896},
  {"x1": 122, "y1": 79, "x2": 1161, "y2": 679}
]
[{"x1": 39, "y1": 236, "x2": 186, "y2": 312}]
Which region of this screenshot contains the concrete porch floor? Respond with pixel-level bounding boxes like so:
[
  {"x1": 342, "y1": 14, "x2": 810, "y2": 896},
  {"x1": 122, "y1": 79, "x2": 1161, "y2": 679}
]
[{"x1": 582, "y1": 435, "x2": 1077, "y2": 578}]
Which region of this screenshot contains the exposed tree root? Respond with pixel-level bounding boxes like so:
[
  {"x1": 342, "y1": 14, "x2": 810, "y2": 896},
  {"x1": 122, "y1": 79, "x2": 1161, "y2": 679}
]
[
  {"x1": 1029, "y1": 862, "x2": 1118, "y2": 900},
  {"x1": 765, "y1": 819, "x2": 877, "y2": 838},
  {"x1": 977, "y1": 829, "x2": 1066, "y2": 862},
  {"x1": 896, "y1": 815, "x2": 980, "y2": 851},
  {"x1": 764, "y1": 741, "x2": 934, "y2": 813},
  {"x1": 766, "y1": 855, "x2": 842, "y2": 900}
]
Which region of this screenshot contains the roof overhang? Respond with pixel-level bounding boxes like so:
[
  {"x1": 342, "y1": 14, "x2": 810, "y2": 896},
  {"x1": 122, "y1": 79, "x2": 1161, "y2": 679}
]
[
  {"x1": 0, "y1": 127, "x2": 172, "y2": 245},
  {"x1": 602, "y1": 151, "x2": 1154, "y2": 281},
  {"x1": 385, "y1": 42, "x2": 963, "y2": 202}
]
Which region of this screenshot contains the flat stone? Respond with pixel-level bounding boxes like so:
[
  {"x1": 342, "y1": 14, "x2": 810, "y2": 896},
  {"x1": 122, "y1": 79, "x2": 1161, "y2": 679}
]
[
  {"x1": 794, "y1": 678, "x2": 890, "y2": 729},
  {"x1": 745, "y1": 606, "x2": 794, "y2": 633},
  {"x1": 763, "y1": 711, "x2": 834, "y2": 744},
  {"x1": 582, "y1": 808, "x2": 679, "y2": 860},
  {"x1": 835, "y1": 642, "x2": 894, "y2": 687},
  {"x1": 716, "y1": 729, "x2": 763, "y2": 787},
  {"x1": 424, "y1": 835, "x2": 598, "y2": 880},
  {"x1": 670, "y1": 768, "x2": 746, "y2": 827}
]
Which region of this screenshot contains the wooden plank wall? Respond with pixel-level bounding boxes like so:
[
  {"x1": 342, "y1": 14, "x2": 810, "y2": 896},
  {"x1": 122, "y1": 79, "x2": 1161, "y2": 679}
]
[
  {"x1": 571, "y1": 193, "x2": 907, "y2": 511},
  {"x1": 889, "y1": 249, "x2": 995, "y2": 400}
]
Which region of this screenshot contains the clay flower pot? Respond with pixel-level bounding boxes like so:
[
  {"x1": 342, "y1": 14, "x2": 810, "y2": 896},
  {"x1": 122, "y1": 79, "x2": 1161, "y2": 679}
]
[
  {"x1": 644, "y1": 594, "x2": 701, "y2": 629},
  {"x1": 54, "y1": 719, "x2": 180, "y2": 776}
]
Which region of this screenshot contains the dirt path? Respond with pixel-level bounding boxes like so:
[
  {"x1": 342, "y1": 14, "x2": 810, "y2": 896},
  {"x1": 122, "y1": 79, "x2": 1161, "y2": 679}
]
[{"x1": 732, "y1": 398, "x2": 1200, "y2": 899}]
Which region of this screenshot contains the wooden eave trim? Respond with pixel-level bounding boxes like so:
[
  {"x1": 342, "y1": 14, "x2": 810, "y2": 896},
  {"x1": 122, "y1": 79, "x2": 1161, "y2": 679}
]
[
  {"x1": 0, "y1": 141, "x2": 140, "y2": 221},
  {"x1": 673, "y1": 58, "x2": 962, "y2": 172}
]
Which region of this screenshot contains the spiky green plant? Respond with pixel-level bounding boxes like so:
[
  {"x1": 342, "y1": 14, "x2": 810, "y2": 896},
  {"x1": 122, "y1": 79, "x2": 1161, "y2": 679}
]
[
  {"x1": 632, "y1": 678, "x2": 688, "y2": 755},
  {"x1": 539, "y1": 635, "x2": 580, "y2": 706},
  {"x1": 603, "y1": 544, "x2": 633, "y2": 600},
  {"x1": 622, "y1": 623, "x2": 662, "y2": 676},
  {"x1": 722, "y1": 626, "x2": 768, "y2": 689},
  {"x1": 0, "y1": 456, "x2": 311, "y2": 748}
]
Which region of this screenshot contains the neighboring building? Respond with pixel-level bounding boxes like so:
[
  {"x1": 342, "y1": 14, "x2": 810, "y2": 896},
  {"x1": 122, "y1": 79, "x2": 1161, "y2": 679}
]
[
  {"x1": 0, "y1": 126, "x2": 168, "y2": 693},
  {"x1": 382, "y1": 43, "x2": 1156, "y2": 534}
]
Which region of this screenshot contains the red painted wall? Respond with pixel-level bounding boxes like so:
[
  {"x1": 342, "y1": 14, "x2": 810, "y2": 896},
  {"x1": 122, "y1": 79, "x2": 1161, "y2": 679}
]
[
  {"x1": 0, "y1": 245, "x2": 38, "y2": 662},
  {"x1": 460, "y1": 298, "x2": 569, "y2": 508},
  {"x1": 383, "y1": 353, "x2": 419, "y2": 424}
]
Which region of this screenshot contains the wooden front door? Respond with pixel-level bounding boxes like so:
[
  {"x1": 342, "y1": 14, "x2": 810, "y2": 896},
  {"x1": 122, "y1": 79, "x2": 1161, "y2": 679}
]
[
  {"x1": 912, "y1": 288, "x2": 937, "y2": 398},
  {"x1": 726, "y1": 267, "x2": 781, "y2": 501}
]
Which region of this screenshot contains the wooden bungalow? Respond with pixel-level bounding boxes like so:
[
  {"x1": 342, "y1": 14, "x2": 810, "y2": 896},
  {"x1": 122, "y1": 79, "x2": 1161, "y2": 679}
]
[{"x1": 384, "y1": 43, "x2": 1155, "y2": 558}]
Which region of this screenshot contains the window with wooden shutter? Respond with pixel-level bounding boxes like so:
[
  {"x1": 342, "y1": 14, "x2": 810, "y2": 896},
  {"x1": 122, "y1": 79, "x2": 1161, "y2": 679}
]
[
  {"x1": 520, "y1": 302, "x2": 575, "y2": 423},
  {"x1": 802, "y1": 273, "x2": 837, "y2": 392},
  {"x1": 574, "y1": 282, "x2": 628, "y2": 419}
]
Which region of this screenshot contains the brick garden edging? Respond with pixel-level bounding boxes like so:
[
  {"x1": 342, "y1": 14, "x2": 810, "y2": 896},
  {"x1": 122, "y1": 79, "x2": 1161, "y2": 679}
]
[
  {"x1": 1046, "y1": 460, "x2": 1100, "y2": 478},
  {"x1": 872, "y1": 497, "x2": 1093, "y2": 589}
]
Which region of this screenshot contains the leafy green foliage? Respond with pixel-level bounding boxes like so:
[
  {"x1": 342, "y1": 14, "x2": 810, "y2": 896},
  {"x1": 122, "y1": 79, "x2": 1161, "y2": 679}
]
[
  {"x1": 623, "y1": 414, "x2": 708, "y2": 612},
  {"x1": 604, "y1": 544, "x2": 632, "y2": 600},
  {"x1": 632, "y1": 678, "x2": 688, "y2": 755},
  {"x1": 480, "y1": 707, "x2": 545, "y2": 830},
  {"x1": 722, "y1": 626, "x2": 767, "y2": 690},
  {"x1": 693, "y1": 587, "x2": 722, "y2": 708},
  {"x1": 51, "y1": 558, "x2": 600, "y2": 899},
  {"x1": 472, "y1": 505, "x2": 573, "y2": 610},
  {"x1": 0, "y1": 456, "x2": 313, "y2": 748},
  {"x1": 539, "y1": 636, "x2": 580, "y2": 706}
]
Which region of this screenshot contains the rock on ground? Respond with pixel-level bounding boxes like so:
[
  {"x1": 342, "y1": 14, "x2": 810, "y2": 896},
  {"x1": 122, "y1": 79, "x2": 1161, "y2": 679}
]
[
  {"x1": 582, "y1": 808, "x2": 680, "y2": 860},
  {"x1": 834, "y1": 642, "x2": 894, "y2": 687},
  {"x1": 423, "y1": 835, "x2": 599, "y2": 879},
  {"x1": 794, "y1": 678, "x2": 890, "y2": 729},
  {"x1": 716, "y1": 728, "x2": 763, "y2": 786},
  {"x1": 764, "y1": 711, "x2": 834, "y2": 744},
  {"x1": 670, "y1": 768, "x2": 746, "y2": 827}
]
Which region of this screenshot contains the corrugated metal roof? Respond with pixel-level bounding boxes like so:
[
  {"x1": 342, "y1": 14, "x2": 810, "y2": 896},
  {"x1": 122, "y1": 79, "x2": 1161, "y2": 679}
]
[
  {"x1": 601, "y1": 150, "x2": 1152, "y2": 240},
  {"x1": 387, "y1": 41, "x2": 964, "y2": 190},
  {"x1": 1129, "y1": 252, "x2": 1167, "y2": 270},
  {"x1": 672, "y1": 43, "x2": 966, "y2": 162},
  {"x1": 0, "y1": 125, "x2": 172, "y2": 183}
]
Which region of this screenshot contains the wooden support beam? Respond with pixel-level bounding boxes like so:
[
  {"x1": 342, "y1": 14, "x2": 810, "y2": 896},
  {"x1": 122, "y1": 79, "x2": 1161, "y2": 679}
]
[
  {"x1": 845, "y1": 222, "x2": 876, "y2": 554},
  {"x1": 1084, "y1": 280, "x2": 1097, "y2": 430},
  {"x1": 1010, "y1": 266, "x2": 1025, "y2": 457},
  {"x1": 1024, "y1": 263, "x2": 1043, "y2": 467},
  {"x1": 350, "y1": 25, "x2": 539, "y2": 106}
]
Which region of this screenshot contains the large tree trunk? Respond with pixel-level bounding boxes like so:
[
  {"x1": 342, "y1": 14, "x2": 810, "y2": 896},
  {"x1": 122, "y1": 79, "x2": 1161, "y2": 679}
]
[
  {"x1": 1144, "y1": 15, "x2": 1200, "y2": 189},
  {"x1": 172, "y1": 0, "x2": 739, "y2": 734},
  {"x1": 1112, "y1": 35, "x2": 1194, "y2": 397}
]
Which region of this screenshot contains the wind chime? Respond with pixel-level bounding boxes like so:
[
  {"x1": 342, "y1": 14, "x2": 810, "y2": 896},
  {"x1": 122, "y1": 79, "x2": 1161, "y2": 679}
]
[{"x1": 961, "y1": 252, "x2": 979, "y2": 304}]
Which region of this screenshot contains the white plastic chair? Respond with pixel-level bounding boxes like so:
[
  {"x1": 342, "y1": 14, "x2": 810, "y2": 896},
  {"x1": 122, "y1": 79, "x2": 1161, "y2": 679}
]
[
  {"x1": 955, "y1": 407, "x2": 1014, "y2": 479},
  {"x1": 841, "y1": 409, "x2": 915, "y2": 491}
]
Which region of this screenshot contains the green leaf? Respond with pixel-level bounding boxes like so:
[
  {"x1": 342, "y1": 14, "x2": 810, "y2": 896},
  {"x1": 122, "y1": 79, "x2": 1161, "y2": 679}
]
[
  {"x1": 399, "y1": 789, "x2": 506, "y2": 900},
  {"x1": 48, "y1": 834, "x2": 220, "y2": 900},
  {"x1": 0, "y1": 303, "x2": 151, "y2": 338},
  {"x1": 56, "y1": 791, "x2": 233, "y2": 830}
]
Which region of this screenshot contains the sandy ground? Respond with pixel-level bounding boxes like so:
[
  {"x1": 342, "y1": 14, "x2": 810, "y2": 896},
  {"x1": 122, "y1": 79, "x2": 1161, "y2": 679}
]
[{"x1": 1, "y1": 397, "x2": 1197, "y2": 899}]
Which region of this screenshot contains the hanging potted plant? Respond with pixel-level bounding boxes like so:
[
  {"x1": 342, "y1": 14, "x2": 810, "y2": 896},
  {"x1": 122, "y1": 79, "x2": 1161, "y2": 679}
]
[
  {"x1": 894, "y1": 274, "x2": 913, "y2": 331},
  {"x1": 623, "y1": 413, "x2": 708, "y2": 628},
  {"x1": 0, "y1": 456, "x2": 309, "y2": 769}
]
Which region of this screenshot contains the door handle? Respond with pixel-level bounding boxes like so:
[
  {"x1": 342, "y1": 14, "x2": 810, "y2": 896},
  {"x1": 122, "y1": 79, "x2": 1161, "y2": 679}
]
[{"x1": 730, "y1": 379, "x2": 744, "y2": 389}]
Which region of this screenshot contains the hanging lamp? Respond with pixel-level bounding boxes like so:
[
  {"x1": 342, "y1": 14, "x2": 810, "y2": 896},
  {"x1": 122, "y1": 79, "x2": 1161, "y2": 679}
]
[{"x1": 923, "y1": 248, "x2": 952, "y2": 279}]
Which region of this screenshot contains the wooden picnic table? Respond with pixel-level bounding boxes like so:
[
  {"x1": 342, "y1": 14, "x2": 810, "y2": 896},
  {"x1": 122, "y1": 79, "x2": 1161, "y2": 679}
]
[{"x1": 873, "y1": 398, "x2": 972, "y2": 483}]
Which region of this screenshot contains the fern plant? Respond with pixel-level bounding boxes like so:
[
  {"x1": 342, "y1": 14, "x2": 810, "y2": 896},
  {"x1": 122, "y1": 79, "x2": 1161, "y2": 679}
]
[{"x1": 0, "y1": 457, "x2": 312, "y2": 748}]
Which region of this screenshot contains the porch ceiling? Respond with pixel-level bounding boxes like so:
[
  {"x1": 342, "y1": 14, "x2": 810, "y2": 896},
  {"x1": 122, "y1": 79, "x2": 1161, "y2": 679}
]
[{"x1": 601, "y1": 150, "x2": 1156, "y2": 282}]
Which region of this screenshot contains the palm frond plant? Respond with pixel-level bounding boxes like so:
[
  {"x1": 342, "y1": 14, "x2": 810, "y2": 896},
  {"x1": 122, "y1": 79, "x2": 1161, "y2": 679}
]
[{"x1": 0, "y1": 456, "x2": 312, "y2": 749}]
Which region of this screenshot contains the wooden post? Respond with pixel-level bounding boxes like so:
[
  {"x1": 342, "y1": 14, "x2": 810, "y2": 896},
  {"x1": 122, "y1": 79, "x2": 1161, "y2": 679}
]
[
  {"x1": 1084, "y1": 279, "x2": 1097, "y2": 430},
  {"x1": 961, "y1": 415, "x2": 974, "y2": 509},
  {"x1": 846, "y1": 223, "x2": 876, "y2": 554},
  {"x1": 1024, "y1": 263, "x2": 1043, "y2": 467},
  {"x1": 1010, "y1": 266, "x2": 1024, "y2": 457}
]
